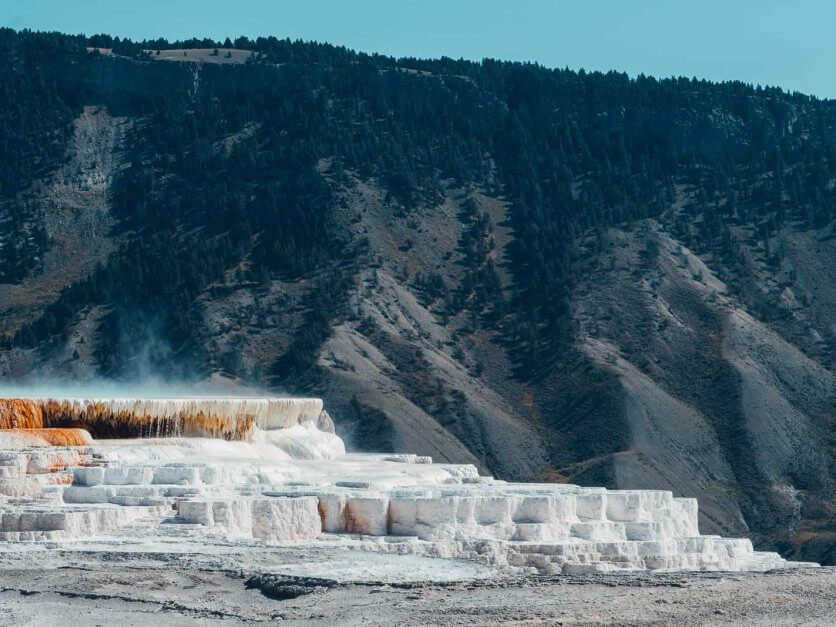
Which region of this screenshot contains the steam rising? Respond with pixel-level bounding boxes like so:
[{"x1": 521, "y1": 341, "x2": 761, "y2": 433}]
[{"x1": 0, "y1": 374, "x2": 279, "y2": 400}]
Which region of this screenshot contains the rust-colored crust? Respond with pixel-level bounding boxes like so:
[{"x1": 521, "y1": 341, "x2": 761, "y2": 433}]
[
  {"x1": 0, "y1": 399, "x2": 44, "y2": 429},
  {"x1": 1, "y1": 399, "x2": 256, "y2": 441},
  {"x1": 4, "y1": 428, "x2": 94, "y2": 447}
]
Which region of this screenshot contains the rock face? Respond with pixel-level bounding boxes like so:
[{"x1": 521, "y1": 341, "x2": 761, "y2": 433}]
[{"x1": 0, "y1": 397, "x2": 818, "y2": 574}]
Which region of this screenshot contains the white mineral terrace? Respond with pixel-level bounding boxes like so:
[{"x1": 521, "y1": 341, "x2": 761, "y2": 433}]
[{"x1": 0, "y1": 397, "x2": 819, "y2": 575}]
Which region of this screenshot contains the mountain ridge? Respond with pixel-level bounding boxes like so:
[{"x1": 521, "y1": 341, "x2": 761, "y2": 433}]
[{"x1": 0, "y1": 29, "x2": 833, "y2": 563}]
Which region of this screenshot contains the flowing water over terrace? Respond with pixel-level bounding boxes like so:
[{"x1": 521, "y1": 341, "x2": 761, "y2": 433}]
[{"x1": 0, "y1": 397, "x2": 325, "y2": 441}]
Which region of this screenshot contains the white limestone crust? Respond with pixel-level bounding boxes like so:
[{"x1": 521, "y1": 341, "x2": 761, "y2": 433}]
[{"x1": 0, "y1": 397, "x2": 820, "y2": 575}]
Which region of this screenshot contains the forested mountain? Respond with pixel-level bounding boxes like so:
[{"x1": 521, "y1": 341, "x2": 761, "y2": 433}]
[{"x1": 0, "y1": 29, "x2": 833, "y2": 563}]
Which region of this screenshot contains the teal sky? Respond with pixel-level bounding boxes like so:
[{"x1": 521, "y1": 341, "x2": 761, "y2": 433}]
[{"x1": 3, "y1": 1, "x2": 834, "y2": 99}]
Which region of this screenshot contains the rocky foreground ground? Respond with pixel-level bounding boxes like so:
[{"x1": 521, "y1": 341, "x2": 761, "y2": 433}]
[{"x1": 0, "y1": 548, "x2": 832, "y2": 626}]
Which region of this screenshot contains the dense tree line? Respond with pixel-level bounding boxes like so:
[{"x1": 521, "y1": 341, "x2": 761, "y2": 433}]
[{"x1": 1, "y1": 28, "x2": 834, "y2": 381}]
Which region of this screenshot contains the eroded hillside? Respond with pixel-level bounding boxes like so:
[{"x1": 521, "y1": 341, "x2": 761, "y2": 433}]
[{"x1": 0, "y1": 29, "x2": 833, "y2": 563}]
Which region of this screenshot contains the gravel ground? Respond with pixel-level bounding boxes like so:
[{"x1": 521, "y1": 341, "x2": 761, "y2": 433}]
[{"x1": 0, "y1": 548, "x2": 832, "y2": 626}]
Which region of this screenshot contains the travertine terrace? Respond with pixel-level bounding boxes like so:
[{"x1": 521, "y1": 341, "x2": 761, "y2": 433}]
[
  {"x1": 0, "y1": 397, "x2": 327, "y2": 439},
  {"x1": 0, "y1": 396, "x2": 818, "y2": 575}
]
